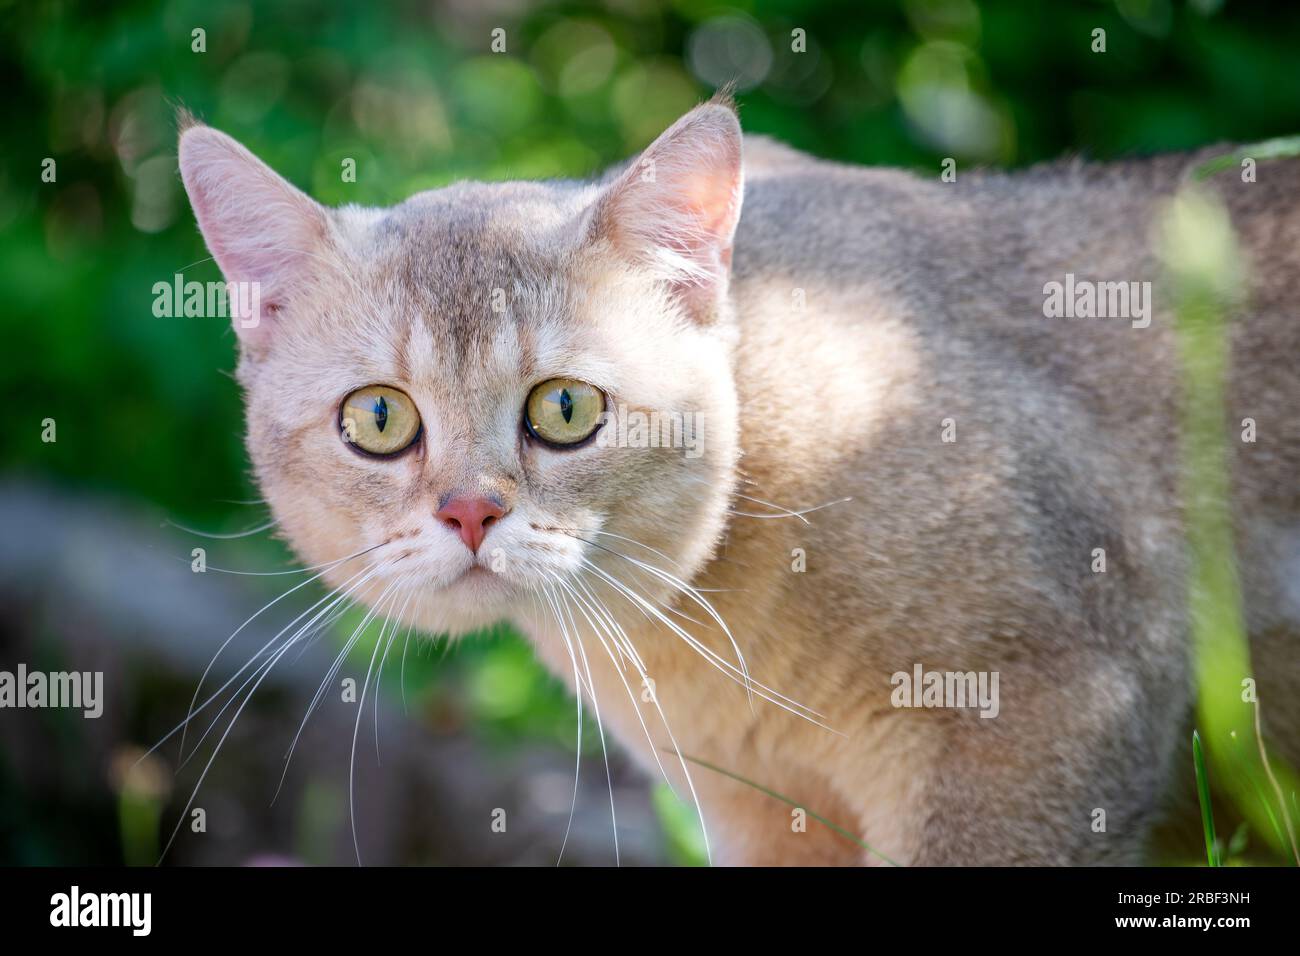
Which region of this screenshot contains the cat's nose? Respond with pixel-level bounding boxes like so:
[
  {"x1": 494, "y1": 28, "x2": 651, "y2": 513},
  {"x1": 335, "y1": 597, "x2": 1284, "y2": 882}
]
[{"x1": 435, "y1": 496, "x2": 507, "y2": 554}]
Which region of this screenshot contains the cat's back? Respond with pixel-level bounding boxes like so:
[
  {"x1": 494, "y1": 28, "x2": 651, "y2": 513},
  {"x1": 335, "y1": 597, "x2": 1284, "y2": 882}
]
[
  {"x1": 727, "y1": 136, "x2": 1300, "y2": 674},
  {"x1": 736, "y1": 135, "x2": 958, "y2": 295},
  {"x1": 733, "y1": 137, "x2": 1300, "y2": 500}
]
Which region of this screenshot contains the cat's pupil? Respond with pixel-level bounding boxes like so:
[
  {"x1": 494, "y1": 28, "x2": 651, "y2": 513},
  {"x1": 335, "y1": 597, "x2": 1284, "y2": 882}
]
[
  {"x1": 559, "y1": 389, "x2": 573, "y2": 423},
  {"x1": 373, "y1": 395, "x2": 388, "y2": 432}
]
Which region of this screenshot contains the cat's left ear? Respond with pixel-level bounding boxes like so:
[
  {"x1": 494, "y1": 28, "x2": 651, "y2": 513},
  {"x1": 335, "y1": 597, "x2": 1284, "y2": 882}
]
[
  {"x1": 586, "y1": 98, "x2": 744, "y2": 322},
  {"x1": 178, "y1": 117, "x2": 330, "y2": 348}
]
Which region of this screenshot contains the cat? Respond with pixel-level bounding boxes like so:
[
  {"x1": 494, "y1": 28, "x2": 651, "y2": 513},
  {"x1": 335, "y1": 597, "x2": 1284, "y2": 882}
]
[{"x1": 177, "y1": 95, "x2": 1300, "y2": 865}]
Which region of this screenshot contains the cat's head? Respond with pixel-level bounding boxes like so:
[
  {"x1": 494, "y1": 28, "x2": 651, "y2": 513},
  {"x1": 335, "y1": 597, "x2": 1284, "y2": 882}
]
[{"x1": 178, "y1": 101, "x2": 744, "y2": 634}]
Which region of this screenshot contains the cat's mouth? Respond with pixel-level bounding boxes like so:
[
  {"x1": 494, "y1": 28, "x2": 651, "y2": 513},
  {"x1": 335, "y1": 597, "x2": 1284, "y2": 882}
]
[
  {"x1": 365, "y1": 518, "x2": 592, "y2": 605},
  {"x1": 442, "y1": 561, "x2": 516, "y2": 596}
]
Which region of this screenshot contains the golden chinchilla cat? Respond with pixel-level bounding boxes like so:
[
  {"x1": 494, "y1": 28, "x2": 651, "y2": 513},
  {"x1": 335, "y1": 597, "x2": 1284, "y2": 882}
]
[{"x1": 177, "y1": 96, "x2": 1300, "y2": 866}]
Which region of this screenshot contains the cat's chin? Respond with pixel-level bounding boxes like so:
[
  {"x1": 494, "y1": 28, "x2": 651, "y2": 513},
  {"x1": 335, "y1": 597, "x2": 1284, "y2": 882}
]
[
  {"x1": 440, "y1": 565, "x2": 515, "y2": 601},
  {"x1": 398, "y1": 566, "x2": 525, "y2": 636}
]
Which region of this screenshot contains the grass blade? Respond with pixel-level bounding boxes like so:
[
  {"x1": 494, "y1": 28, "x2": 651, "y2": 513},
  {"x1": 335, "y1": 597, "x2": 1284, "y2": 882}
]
[
  {"x1": 1193, "y1": 730, "x2": 1221, "y2": 867},
  {"x1": 671, "y1": 751, "x2": 902, "y2": 866}
]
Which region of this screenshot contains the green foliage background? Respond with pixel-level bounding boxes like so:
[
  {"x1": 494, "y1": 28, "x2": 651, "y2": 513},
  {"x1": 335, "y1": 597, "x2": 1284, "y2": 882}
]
[
  {"x1": 1, "y1": 0, "x2": 1298, "y2": 864},
  {"x1": 5, "y1": 0, "x2": 1300, "y2": 525}
]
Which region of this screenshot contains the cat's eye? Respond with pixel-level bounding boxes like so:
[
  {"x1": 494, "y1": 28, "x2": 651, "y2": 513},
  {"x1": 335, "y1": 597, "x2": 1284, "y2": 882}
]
[
  {"x1": 340, "y1": 385, "x2": 421, "y2": 456},
  {"x1": 524, "y1": 378, "x2": 605, "y2": 447}
]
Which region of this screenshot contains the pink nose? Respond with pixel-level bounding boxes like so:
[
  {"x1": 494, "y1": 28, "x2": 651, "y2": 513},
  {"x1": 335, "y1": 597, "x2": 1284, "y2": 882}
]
[{"x1": 435, "y1": 496, "x2": 506, "y2": 554}]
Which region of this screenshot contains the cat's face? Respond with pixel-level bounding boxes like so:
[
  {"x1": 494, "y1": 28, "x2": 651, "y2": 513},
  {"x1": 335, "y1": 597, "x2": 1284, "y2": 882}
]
[{"x1": 179, "y1": 103, "x2": 744, "y2": 635}]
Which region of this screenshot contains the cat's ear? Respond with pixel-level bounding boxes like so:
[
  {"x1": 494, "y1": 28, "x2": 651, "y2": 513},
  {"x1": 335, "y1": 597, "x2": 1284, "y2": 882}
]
[
  {"x1": 178, "y1": 119, "x2": 329, "y2": 346},
  {"x1": 587, "y1": 99, "x2": 744, "y2": 321}
]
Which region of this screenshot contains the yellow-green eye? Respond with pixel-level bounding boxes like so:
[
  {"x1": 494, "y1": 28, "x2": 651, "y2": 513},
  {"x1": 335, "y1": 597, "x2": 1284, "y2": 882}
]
[
  {"x1": 340, "y1": 385, "x2": 421, "y2": 456},
  {"x1": 525, "y1": 378, "x2": 605, "y2": 446}
]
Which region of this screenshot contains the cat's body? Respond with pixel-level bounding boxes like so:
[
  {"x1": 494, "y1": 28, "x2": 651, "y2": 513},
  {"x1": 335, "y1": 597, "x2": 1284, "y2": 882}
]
[
  {"x1": 178, "y1": 101, "x2": 1300, "y2": 865},
  {"x1": 641, "y1": 137, "x2": 1300, "y2": 864}
]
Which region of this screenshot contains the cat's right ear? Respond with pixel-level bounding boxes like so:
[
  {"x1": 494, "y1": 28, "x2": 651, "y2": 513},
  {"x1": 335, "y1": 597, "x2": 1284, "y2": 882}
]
[
  {"x1": 178, "y1": 119, "x2": 329, "y2": 346},
  {"x1": 584, "y1": 99, "x2": 744, "y2": 324}
]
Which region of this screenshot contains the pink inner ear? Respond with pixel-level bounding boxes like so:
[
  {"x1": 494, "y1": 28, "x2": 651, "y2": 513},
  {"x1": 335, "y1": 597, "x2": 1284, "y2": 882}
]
[
  {"x1": 679, "y1": 161, "x2": 743, "y2": 240},
  {"x1": 178, "y1": 125, "x2": 327, "y2": 343},
  {"x1": 593, "y1": 104, "x2": 744, "y2": 317}
]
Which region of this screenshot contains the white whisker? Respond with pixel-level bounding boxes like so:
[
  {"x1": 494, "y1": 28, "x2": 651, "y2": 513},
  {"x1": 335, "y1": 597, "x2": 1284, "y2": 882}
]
[
  {"x1": 348, "y1": 575, "x2": 409, "y2": 865},
  {"x1": 165, "y1": 517, "x2": 279, "y2": 539},
  {"x1": 152, "y1": 552, "x2": 377, "y2": 766},
  {"x1": 374, "y1": 585, "x2": 417, "y2": 762},
  {"x1": 181, "y1": 564, "x2": 382, "y2": 786},
  {"x1": 566, "y1": 540, "x2": 754, "y2": 708},
  {"x1": 579, "y1": 556, "x2": 835, "y2": 730},
  {"x1": 270, "y1": 564, "x2": 396, "y2": 802},
  {"x1": 555, "y1": 572, "x2": 714, "y2": 865},
  {"x1": 537, "y1": 580, "x2": 585, "y2": 866},
  {"x1": 551, "y1": 578, "x2": 619, "y2": 866}
]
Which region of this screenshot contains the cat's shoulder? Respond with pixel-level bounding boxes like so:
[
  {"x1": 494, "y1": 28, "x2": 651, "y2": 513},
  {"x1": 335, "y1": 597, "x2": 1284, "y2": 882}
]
[
  {"x1": 740, "y1": 134, "x2": 905, "y2": 185},
  {"x1": 741, "y1": 134, "x2": 819, "y2": 177}
]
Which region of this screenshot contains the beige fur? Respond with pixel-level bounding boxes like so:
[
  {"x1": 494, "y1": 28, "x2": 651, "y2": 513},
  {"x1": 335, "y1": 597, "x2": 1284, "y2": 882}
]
[{"x1": 178, "y1": 101, "x2": 1300, "y2": 865}]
